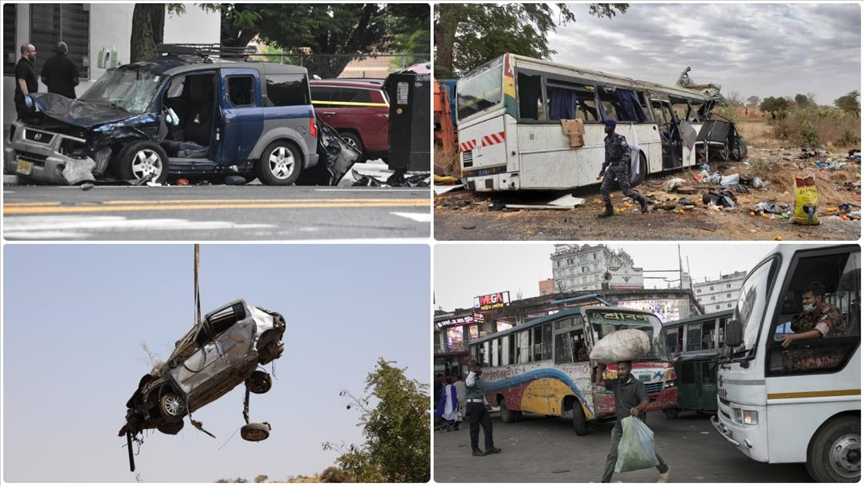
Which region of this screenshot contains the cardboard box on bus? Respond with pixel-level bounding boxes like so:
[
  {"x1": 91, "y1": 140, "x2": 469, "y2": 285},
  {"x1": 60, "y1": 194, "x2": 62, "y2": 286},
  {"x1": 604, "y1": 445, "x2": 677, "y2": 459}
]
[{"x1": 561, "y1": 119, "x2": 585, "y2": 148}]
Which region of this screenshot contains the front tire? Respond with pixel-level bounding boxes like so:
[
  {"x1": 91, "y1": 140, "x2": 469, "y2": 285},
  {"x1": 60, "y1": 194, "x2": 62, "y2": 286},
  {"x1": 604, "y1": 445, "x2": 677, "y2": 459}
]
[
  {"x1": 257, "y1": 141, "x2": 302, "y2": 186},
  {"x1": 117, "y1": 141, "x2": 169, "y2": 184},
  {"x1": 665, "y1": 407, "x2": 679, "y2": 419},
  {"x1": 806, "y1": 415, "x2": 861, "y2": 482},
  {"x1": 247, "y1": 370, "x2": 272, "y2": 394},
  {"x1": 500, "y1": 400, "x2": 519, "y2": 423},
  {"x1": 159, "y1": 392, "x2": 186, "y2": 420},
  {"x1": 572, "y1": 401, "x2": 588, "y2": 436}
]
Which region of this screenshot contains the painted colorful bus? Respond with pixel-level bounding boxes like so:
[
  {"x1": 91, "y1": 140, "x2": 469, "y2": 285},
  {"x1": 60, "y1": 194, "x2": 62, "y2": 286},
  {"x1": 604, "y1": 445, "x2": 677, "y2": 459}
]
[
  {"x1": 455, "y1": 53, "x2": 745, "y2": 192},
  {"x1": 467, "y1": 306, "x2": 677, "y2": 435}
]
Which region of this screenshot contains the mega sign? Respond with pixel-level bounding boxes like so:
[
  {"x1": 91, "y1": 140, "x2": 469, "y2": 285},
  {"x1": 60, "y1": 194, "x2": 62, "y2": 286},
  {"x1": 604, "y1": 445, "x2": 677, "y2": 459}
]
[{"x1": 473, "y1": 291, "x2": 511, "y2": 311}]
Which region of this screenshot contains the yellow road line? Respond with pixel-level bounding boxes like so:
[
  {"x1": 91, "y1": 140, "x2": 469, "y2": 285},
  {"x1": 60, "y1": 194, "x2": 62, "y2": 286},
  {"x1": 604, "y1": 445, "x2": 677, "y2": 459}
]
[
  {"x1": 5, "y1": 201, "x2": 429, "y2": 215},
  {"x1": 767, "y1": 389, "x2": 860, "y2": 400}
]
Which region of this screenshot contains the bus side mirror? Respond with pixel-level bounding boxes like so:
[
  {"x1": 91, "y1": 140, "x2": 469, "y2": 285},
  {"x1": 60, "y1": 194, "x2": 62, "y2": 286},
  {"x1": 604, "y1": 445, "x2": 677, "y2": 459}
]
[{"x1": 725, "y1": 320, "x2": 743, "y2": 348}]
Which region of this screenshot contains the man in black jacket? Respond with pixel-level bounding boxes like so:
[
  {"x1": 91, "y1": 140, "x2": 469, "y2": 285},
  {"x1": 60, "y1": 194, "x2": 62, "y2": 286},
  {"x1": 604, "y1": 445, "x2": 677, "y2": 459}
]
[
  {"x1": 41, "y1": 41, "x2": 80, "y2": 99},
  {"x1": 14, "y1": 43, "x2": 38, "y2": 119}
]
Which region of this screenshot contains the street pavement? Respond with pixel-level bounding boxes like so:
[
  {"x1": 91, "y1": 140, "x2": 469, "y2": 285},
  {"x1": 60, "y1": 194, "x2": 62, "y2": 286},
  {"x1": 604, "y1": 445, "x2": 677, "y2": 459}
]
[
  {"x1": 434, "y1": 411, "x2": 811, "y2": 483},
  {"x1": 2, "y1": 162, "x2": 430, "y2": 240}
]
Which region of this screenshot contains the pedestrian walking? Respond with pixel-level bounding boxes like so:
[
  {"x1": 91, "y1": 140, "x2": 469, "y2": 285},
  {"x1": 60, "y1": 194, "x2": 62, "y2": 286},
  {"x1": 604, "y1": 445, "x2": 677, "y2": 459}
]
[
  {"x1": 465, "y1": 360, "x2": 501, "y2": 457},
  {"x1": 40, "y1": 41, "x2": 80, "y2": 99},
  {"x1": 435, "y1": 376, "x2": 459, "y2": 431},
  {"x1": 596, "y1": 360, "x2": 670, "y2": 482},
  {"x1": 14, "y1": 44, "x2": 38, "y2": 119},
  {"x1": 453, "y1": 372, "x2": 466, "y2": 428},
  {"x1": 597, "y1": 119, "x2": 648, "y2": 218}
]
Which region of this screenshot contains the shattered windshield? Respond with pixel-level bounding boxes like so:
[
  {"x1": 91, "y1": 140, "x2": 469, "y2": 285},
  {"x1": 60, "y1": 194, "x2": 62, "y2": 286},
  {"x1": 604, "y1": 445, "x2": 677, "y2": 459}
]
[
  {"x1": 79, "y1": 68, "x2": 163, "y2": 115},
  {"x1": 586, "y1": 309, "x2": 670, "y2": 361}
]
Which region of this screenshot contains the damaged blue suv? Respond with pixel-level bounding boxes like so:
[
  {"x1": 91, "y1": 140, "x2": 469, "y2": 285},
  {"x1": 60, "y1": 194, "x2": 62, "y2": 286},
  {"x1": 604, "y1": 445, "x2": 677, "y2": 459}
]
[{"x1": 5, "y1": 44, "x2": 357, "y2": 186}]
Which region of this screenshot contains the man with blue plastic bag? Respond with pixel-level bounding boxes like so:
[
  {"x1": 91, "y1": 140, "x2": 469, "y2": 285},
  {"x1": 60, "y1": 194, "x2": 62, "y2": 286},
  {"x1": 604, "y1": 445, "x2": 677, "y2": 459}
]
[{"x1": 596, "y1": 360, "x2": 670, "y2": 483}]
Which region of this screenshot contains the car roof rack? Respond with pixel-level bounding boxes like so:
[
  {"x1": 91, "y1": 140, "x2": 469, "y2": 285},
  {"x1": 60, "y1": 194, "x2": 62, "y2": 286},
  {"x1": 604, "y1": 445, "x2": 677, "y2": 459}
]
[{"x1": 157, "y1": 43, "x2": 255, "y2": 61}]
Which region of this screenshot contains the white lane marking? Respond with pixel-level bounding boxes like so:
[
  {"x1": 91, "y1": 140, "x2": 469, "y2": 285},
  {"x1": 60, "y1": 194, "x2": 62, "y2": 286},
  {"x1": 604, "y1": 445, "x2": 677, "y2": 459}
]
[
  {"x1": 3, "y1": 215, "x2": 275, "y2": 238},
  {"x1": 391, "y1": 212, "x2": 432, "y2": 223}
]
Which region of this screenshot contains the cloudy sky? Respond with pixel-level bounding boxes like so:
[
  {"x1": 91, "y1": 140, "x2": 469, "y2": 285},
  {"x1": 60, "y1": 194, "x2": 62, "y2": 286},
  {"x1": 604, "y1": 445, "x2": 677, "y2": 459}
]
[
  {"x1": 435, "y1": 243, "x2": 785, "y2": 311},
  {"x1": 547, "y1": 3, "x2": 860, "y2": 105}
]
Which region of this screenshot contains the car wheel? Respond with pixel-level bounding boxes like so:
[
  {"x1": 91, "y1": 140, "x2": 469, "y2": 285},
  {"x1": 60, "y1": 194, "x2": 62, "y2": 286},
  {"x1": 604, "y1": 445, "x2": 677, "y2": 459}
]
[
  {"x1": 806, "y1": 415, "x2": 860, "y2": 482},
  {"x1": 159, "y1": 392, "x2": 186, "y2": 420},
  {"x1": 572, "y1": 401, "x2": 588, "y2": 436},
  {"x1": 157, "y1": 420, "x2": 184, "y2": 435},
  {"x1": 257, "y1": 141, "x2": 302, "y2": 186},
  {"x1": 117, "y1": 141, "x2": 169, "y2": 184},
  {"x1": 241, "y1": 422, "x2": 271, "y2": 442},
  {"x1": 338, "y1": 131, "x2": 366, "y2": 162},
  {"x1": 247, "y1": 370, "x2": 273, "y2": 394},
  {"x1": 665, "y1": 407, "x2": 679, "y2": 419}
]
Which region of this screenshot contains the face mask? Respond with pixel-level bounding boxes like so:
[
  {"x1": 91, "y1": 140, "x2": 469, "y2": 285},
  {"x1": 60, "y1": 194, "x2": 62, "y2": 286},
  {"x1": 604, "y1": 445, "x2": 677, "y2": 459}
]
[{"x1": 803, "y1": 304, "x2": 816, "y2": 312}]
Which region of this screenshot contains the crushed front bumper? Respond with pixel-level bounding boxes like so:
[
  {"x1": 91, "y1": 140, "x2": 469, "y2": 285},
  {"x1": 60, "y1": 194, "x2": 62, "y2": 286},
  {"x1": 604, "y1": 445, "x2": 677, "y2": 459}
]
[{"x1": 5, "y1": 121, "x2": 97, "y2": 184}]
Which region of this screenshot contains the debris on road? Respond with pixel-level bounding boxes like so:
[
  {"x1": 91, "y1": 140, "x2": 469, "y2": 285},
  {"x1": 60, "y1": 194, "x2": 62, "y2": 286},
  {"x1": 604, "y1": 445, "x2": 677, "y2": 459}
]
[{"x1": 351, "y1": 168, "x2": 430, "y2": 188}]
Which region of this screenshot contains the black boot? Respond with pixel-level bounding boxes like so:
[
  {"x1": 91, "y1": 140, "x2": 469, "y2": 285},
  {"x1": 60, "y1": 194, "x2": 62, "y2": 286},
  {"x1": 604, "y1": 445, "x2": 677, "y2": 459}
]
[
  {"x1": 598, "y1": 202, "x2": 614, "y2": 218},
  {"x1": 637, "y1": 195, "x2": 649, "y2": 213}
]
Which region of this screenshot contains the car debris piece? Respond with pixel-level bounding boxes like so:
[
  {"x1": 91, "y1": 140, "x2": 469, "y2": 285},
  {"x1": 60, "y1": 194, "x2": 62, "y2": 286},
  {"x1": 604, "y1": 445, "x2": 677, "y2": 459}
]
[{"x1": 119, "y1": 299, "x2": 286, "y2": 472}]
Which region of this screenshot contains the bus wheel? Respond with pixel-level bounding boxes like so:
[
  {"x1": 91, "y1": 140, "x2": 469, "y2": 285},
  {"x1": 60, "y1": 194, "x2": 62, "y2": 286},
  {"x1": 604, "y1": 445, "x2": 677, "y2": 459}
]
[
  {"x1": 665, "y1": 407, "x2": 679, "y2": 419},
  {"x1": 572, "y1": 402, "x2": 588, "y2": 436},
  {"x1": 806, "y1": 415, "x2": 861, "y2": 482},
  {"x1": 500, "y1": 401, "x2": 518, "y2": 423}
]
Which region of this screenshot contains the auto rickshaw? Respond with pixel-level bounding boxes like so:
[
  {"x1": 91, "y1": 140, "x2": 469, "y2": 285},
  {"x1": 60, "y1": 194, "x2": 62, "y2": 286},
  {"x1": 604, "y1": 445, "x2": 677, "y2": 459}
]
[{"x1": 664, "y1": 349, "x2": 721, "y2": 418}]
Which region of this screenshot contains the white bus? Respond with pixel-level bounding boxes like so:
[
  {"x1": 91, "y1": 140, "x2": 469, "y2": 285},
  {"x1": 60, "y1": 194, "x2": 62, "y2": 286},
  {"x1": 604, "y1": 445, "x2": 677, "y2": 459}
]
[
  {"x1": 713, "y1": 244, "x2": 860, "y2": 482},
  {"x1": 455, "y1": 53, "x2": 745, "y2": 192}
]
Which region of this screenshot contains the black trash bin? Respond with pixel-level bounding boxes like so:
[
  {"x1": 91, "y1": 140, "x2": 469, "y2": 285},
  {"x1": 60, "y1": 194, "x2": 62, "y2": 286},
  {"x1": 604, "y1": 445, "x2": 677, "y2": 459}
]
[{"x1": 384, "y1": 73, "x2": 430, "y2": 172}]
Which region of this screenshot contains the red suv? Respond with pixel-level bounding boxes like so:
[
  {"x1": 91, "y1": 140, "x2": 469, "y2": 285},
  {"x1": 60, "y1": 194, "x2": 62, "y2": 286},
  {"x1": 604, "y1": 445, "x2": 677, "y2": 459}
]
[{"x1": 310, "y1": 79, "x2": 390, "y2": 162}]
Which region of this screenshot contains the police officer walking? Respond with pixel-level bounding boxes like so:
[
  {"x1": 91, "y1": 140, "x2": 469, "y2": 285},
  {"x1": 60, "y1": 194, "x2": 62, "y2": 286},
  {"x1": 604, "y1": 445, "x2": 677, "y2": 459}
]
[{"x1": 597, "y1": 119, "x2": 648, "y2": 218}]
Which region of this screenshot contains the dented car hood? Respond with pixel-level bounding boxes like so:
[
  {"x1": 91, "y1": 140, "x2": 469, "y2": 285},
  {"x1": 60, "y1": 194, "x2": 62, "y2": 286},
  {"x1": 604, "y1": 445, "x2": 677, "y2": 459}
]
[{"x1": 28, "y1": 93, "x2": 133, "y2": 128}]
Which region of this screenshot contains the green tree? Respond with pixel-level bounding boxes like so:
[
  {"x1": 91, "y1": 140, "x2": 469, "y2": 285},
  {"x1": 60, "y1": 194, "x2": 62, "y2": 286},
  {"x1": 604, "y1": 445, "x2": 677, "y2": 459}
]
[
  {"x1": 319, "y1": 467, "x2": 348, "y2": 483},
  {"x1": 323, "y1": 359, "x2": 430, "y2": 483},
  {"x1": 835, "y1": 90, "x2": 860, "y2": 116},
  {"x1": 434, "y1": 3, "x2": 628, "y2": 78},
  {"x1": 759, "y1": 96, "x2": 789, "y2": 113}
]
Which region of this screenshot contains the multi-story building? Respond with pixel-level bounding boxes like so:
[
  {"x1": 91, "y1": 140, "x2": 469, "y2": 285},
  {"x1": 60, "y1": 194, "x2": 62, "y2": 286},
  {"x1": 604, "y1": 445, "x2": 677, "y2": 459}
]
[
  {"x1": 693, "y1": 271, "x2": 747, "y2": 313},
  {"x1": 551, "y1": 244, "x2": 644, "y2": 292},
  {"x1": 539, "y1": 278, "x2": 555, "y2": 296}
]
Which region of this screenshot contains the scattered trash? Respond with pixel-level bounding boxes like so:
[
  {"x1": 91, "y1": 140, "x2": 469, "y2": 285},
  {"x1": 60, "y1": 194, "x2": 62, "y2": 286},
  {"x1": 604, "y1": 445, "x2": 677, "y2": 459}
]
[
  {"x1": 434, "y1": 185, "x2": 465, "y2": 196},
  {"x1": 663, "y1": 178, "x2": 687, "y2": 193},
  {"x1": 462, "y1": 224, "x2": 476, "y2": 230},
  {"x1": 352, "y1": 169, "x2": 430, "y2": 188},
  {"x1": 678, "y1": 197, "x2": 696, "y2": 207},
  {"x1": 750, "y1": 201, "x2": 789, "y2": 215},
  {"x1": 146, "y1": 181, "x2": 163, "y2": 187},
  {"x1": 80, "y1": 182, "x2": 94, "y2": 191},
  {"x1": 751, "y1": 176, "x2": 769, "y2": 189},
  {"x1": 675, "y1": 186, "x2": 699, "y2": 195},
  {"x1": 707, "y1": 172, "x2": 722, "y2": 185},
  {"x1": 720, "y1": 173, "x2": 739, "y2": 187},
  {"x1": 703, "y1": 189, "x2": 736, "y2": 208},
  {"x1": 224, "y1": 175, "x2": 246, "y2": 185},
  {"x1": 793, "y1": 175, "x2": 820, "y2": 225}
]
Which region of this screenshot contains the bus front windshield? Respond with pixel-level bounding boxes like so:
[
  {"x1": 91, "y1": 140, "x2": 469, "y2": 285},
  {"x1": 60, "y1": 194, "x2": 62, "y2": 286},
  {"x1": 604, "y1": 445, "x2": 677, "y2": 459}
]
[
  {"x1": 586, "y1": 309, "x2": 670, "y2": 362},
  {"x1": 457, "y1": 57, "x2": 503, "y2": 122}
]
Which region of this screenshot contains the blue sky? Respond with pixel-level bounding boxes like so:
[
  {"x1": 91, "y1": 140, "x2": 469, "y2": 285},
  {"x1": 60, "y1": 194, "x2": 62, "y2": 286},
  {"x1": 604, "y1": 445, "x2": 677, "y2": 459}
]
[{"x1": 3, "y1": 244, "x2": 430, "y2": 483}]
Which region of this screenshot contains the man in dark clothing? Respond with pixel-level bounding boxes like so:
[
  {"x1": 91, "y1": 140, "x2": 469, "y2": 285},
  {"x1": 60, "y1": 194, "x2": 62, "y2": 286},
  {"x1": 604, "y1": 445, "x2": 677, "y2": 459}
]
[
  {"x1": 596, "y1": 361, "x2": 670, "y2": 483},
  {"x1": 465, "y1": 360, "x2": 501, "y2": 457},
  {"x1": 598, "y1": 119, "x2": 648, "y2": 218},
  {"x1": 40, "y1": 41, "x2": 80, "y2": 99},
  {"x1": 14, "y1": 43, "x2": 38, "y2": 119}
]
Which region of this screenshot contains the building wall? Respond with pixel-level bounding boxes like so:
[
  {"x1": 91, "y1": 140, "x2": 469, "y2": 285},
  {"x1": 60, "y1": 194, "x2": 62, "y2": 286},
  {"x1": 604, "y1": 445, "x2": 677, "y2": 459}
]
[
  {"x1": 539, "y1": 279, "x2": 554, "y2": 296},
  {"x1": 694, "y1": 271, "x2": 747, "y2": 313},
  {"x1": 4, "y1": 3, "x2": 220, "y2": 129},
  {"x1": 551, "y1": 244, "x2": 644, "y2": 293}
]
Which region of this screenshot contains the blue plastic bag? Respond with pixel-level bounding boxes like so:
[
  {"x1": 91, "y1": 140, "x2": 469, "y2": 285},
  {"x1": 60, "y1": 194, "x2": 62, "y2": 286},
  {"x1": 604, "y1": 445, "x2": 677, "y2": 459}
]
[{"x1": 615, "y1": 416, "x2": 660, "y2": 473}]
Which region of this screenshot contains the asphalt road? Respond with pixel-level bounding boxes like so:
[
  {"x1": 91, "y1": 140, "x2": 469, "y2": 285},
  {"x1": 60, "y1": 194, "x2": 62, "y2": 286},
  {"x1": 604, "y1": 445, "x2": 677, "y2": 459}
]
[
  {"x1": 434, "y1": 411, "x2": 811, "y2": 483},
  {"x1": 3, "y1": 166, "x2": 430, "y2": 240}
]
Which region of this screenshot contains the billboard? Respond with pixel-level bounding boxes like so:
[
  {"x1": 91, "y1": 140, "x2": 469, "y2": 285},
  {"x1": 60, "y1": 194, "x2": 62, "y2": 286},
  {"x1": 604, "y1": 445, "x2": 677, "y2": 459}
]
[{"x1": 473, "y1": 291, "x2": 511, "y2": 311}]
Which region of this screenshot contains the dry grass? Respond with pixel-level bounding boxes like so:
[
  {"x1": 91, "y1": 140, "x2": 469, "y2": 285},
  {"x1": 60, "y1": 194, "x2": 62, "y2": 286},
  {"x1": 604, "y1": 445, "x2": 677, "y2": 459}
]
[
  {"x1": 434, "y1": 145, "x2": 460, "y2": 178},
  {"x1": 736, "y1": 121, "x2": 778, "y2": 147},
  {"x1": 770, "y1": 110, "x2": 860, "y2": 149}
]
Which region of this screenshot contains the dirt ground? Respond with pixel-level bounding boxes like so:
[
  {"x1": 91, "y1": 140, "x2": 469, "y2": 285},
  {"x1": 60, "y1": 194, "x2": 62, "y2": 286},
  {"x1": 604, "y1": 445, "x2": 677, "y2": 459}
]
[{"x1": 435, "y1": 126, "x2": 861, "y2": 241}]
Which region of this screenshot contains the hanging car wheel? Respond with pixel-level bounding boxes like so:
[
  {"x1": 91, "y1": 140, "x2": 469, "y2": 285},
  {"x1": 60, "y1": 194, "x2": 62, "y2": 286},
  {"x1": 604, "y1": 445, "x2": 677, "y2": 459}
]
[
  {"x1": 665, "y1": 407, "x2": 679, "y2": 419},
  {"x1": 806, "y1": 415, "x2": 860, "y2": 482},
  {"x1": 117, "y1": 141, "x2": 169, "y2": 184},
  {"x1": 257, "y1": 141, "x2": 302, "y2": 186},
  {"x1": 338, "y1": 131, "x2": 366, "y2": 162},
  {"x1": 157, "y1": 420, "x2": 185, "y2": 435},
  {"x1": 159, "y1": 392, "x2": 186, "y2": 420},
  {"x1": 241, "y1": 422, "x2": 271, "y2": 442},
  {"x1": 500, "y1": 400, "x2": 517, "y2": 423},
  {"x1": 247, "y1": 370, "x2": 273, "y2": 394},
  {"x1": 572, "y1": 401, "x2": 589, "y2": 436}
]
